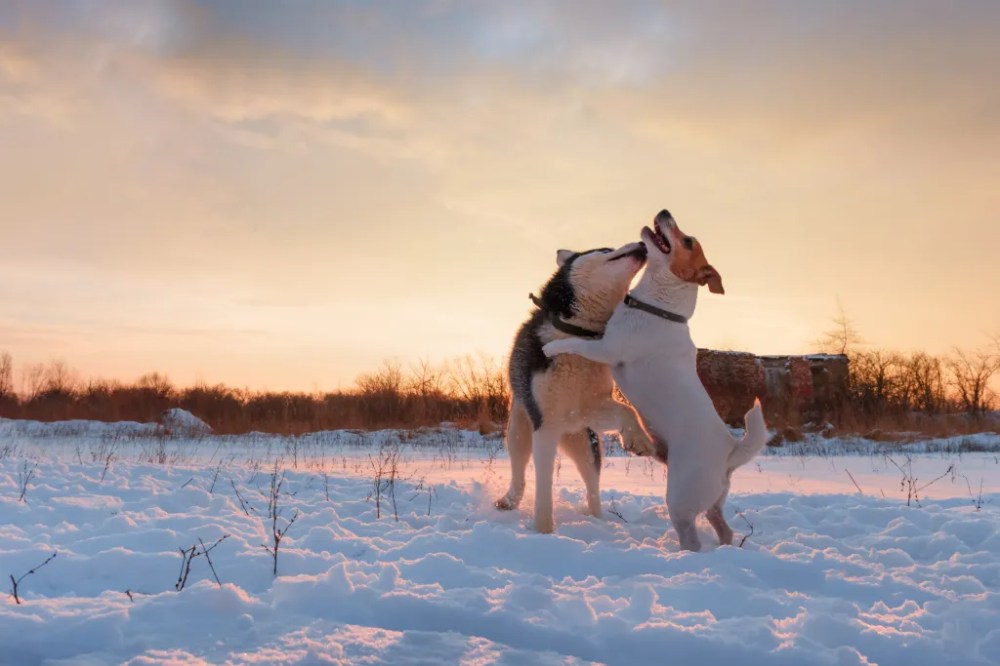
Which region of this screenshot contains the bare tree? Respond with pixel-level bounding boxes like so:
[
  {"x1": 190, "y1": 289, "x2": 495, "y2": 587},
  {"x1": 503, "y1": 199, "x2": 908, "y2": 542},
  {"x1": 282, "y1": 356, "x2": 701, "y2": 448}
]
[
  {"x1": 20, "y1": 363, "x2": 48, "y2": 400},
  {"x1": 19, "y1": 360, "x2": 80, "y2": 403},
  {"x1": 904, "y1": 352, "x2": 947, "y2": 414},
  {"x1": 0, "y1": 351, "x2": 13, "y2": 397},
  {"x1": 41, "y1": 360, "x2": 80, "y2": 394},
  {"x1": 355, "y1": 360, "x2": 406, "y2": 426},
  {"x1": 137, "y1": 372, "x2": 174, "y2": 395},
  {"x1": 405, "y1": 359, "x2": 449, "y2": 424},
  {"x1": 851, "y1": 349, "x2": 903, "y2": 416},
  {"x1": 406, "y1": 359, "x2": 447, "y2": 398},
  {"x1": 947, "y1": 346, "x2": 1000, "y2": 416},
  {"x1": 815, "y1": 302, "x2": 864, "y2": 356},
  {"x1": 356, "y1": 360, "x2": 405, "y2": 395},
  {"x1": 448, "y1": 354, "x2": 510, "y2": 426}
]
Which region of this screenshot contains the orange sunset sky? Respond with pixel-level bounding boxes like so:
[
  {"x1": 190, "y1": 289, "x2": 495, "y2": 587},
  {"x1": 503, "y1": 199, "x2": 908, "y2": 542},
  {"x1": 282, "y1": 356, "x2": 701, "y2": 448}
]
[{"x1": 1, "y1": 2, "x2": 998, "y2": 391}]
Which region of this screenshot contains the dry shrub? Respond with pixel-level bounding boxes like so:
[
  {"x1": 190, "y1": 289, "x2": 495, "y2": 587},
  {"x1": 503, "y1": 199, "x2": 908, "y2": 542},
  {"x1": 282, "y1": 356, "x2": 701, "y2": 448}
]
[
  {"x1": 829, "y1": 342, "x2": 999, "y2": 436},
  {"x1": 947, "y1": 347, "x2": 1000, "y2": 417},
  {"x1": 448, "y1": 354, "x2": 509, "y2": 428},
  {"x1": 18, "y1": 361, "x2": 79, "y2": 421},
  {"x1": 1, "y1": 340, "x2": 993, "y2": 437},
  {"x1": 0, "y1": 351, "x2": 13, "y2": 396},
  {"x1": 0, "y1": 351, "x2": 17, "y2": 419},
  {"x1": 179, "y1": 384, "x2": 247, "y2": 432},
  {"x1": 0, "y1": 352, "x2": 510, "y2": 434}
]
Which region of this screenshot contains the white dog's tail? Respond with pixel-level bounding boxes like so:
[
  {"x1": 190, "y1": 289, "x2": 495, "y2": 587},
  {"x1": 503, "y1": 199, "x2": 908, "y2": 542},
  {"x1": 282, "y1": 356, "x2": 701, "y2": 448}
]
[{"x1": 728, "y1": 398, "x2": 768, "y2": 471}]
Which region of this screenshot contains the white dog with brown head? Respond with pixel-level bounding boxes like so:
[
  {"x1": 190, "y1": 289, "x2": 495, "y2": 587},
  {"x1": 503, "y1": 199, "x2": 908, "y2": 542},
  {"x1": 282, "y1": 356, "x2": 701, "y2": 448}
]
[{"x1": 543, "y1": 209, "x2": 767, "y2": 551}]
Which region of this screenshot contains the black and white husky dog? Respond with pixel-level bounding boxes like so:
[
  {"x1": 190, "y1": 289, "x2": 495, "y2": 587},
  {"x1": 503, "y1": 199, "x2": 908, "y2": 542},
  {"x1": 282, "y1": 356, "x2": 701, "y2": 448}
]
[{"x1": 495, "y1": 242, "x2": 656, "y2": 533}]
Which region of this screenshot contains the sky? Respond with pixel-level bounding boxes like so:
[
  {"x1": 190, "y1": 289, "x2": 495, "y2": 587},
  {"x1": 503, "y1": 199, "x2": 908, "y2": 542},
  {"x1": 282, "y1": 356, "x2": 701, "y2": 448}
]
[{"x1": 1, "y1": 1, "x2": 998, "y2": 391}]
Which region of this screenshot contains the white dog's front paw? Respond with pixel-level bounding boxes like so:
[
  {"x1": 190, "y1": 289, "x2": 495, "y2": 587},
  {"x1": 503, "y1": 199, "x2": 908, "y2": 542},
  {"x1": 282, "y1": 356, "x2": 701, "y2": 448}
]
[{"x1": 542, "y1": 340, "x2": 575, "y2": 358}]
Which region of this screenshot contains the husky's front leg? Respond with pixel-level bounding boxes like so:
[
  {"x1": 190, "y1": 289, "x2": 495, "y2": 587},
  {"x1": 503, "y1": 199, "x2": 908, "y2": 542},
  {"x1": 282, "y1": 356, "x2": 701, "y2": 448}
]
[
  {"x1": 532, "y1": 427, "x2": 560, "y2": 533},
  {"x1": 542, "y1": 337, "x2": 619, "y2": 365}
]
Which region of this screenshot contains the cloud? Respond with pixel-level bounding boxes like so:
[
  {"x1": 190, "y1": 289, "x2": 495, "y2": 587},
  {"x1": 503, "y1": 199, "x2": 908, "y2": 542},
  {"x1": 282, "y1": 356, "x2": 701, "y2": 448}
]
[
  {"x1": 0, "y1": 43, "x2": 36, "y2": 83},
  {"x1": 148, "y1": 52, "x2": 410, "y2": 124},
  {"x1": 8, "y1": 2, "x2": 998, "y2": 159}
]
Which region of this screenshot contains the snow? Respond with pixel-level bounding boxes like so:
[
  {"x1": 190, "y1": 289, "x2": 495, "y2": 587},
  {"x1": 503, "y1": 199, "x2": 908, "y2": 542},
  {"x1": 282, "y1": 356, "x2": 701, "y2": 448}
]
[
  {"x1": 1, "y1": 420, "x2": 999, "y2": 665},
  {"x1": 159, "y1": 408, "x2": 213, "y2": 437}
]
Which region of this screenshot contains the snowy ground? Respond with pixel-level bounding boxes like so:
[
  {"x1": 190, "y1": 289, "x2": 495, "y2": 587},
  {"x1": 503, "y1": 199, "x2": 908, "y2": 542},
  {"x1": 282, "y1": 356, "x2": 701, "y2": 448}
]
[{"x1": 1, "y1": 418, "x2": 999, "y2": 665}]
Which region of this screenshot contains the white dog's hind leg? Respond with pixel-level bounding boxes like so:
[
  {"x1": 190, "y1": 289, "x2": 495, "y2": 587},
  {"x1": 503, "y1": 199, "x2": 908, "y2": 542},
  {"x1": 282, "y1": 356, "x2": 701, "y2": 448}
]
[
  {"x1": 532, "y1": 428, "x2": 560, "y2": 533},
  {"x1": 706, "y1": 481, "x2": 734, "y2": 545},
  {"x1": 706, "y1": 500, "x2": 733, "y2": 546},
  {"x1": 495, "y1": 402, "x2": 532, "y2": 511},
  {"x1": 560, "y1": 429, "x2": 603, "y2": 518},
  {"x1": 669, "y1": 506, "x2": 702, "y2": 552}
]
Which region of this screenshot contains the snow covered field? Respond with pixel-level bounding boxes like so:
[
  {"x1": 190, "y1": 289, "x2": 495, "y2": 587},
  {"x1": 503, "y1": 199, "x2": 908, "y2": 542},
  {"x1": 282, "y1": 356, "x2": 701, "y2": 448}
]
[{"x1": 2, "y1": 418, "x2": 999, "y2": 665}]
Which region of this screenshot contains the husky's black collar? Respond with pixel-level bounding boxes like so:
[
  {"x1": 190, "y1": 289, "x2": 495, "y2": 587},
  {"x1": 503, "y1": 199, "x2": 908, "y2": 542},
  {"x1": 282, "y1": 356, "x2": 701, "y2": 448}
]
[
  {"x1": 623, "y1": 294, "x2": 688, "y2": 324},
  {"x1": 528, "y1": 293, "x2": 603, "y2": 339}
]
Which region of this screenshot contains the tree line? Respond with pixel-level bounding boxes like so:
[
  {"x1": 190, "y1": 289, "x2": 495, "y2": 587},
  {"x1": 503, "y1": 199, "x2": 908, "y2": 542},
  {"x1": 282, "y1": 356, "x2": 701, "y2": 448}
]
[
  {"x1": 1, "y1": 313, "x2": 997, "y2": 435},
  {"x1": 816, "y1": 306, "x2": 999, "y2": 429},
  {"x1": 0, "y1": 353, "x2": 509, "y2": 434}
]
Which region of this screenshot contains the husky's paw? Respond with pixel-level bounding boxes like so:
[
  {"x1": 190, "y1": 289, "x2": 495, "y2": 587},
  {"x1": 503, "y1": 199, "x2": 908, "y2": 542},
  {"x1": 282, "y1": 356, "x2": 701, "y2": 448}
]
[
  {"x1": 542, "y1": 339, "x2": 576, "y2": 358},
  {"x1": 494, "y1": 495, "x2": 518, "y2": 511},
  {"x1": 622, "y1": 431, "x2": 657, "y2": 457}
]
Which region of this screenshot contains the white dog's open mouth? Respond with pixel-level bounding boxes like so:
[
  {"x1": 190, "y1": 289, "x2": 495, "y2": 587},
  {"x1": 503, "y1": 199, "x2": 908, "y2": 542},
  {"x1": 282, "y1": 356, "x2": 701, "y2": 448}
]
[{"x1": 643, "y1": 224, "x2": 671, "y2": 255}]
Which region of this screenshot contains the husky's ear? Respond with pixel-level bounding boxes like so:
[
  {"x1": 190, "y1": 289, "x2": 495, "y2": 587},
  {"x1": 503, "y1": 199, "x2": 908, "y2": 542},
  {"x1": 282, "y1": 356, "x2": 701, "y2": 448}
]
[
  {"x1": 556, "y1": 249, "x2": 575, "y2": 266},
  {"x1": 698, "y1": 265, "x2": 725, "y2": 294}
]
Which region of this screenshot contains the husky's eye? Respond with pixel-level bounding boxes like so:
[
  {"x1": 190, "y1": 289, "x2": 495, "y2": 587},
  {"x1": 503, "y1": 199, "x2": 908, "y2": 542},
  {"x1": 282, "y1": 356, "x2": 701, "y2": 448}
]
[{"x1": 682, "y1": 237, "x2": 695, "y2": 250}]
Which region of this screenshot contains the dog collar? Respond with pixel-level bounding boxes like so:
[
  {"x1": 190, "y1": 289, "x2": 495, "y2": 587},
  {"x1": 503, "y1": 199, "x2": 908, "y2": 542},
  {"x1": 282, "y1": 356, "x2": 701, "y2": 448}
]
[
  {"x1": 528, "y1": 294, "x2": 604, "y2": 339},
  {"x1": 623, "y1": 294, "x2": 688, "y2": 324}
]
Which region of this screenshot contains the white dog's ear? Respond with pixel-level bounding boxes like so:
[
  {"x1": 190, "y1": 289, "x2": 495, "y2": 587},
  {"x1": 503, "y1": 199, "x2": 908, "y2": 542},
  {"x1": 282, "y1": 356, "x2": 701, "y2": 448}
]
[
  {"x1": 556, "y1": 249, "x2": 574, "y2": 266},
  {"x1": 699, "y1": 265, "x2": 725, "y2": 294}
]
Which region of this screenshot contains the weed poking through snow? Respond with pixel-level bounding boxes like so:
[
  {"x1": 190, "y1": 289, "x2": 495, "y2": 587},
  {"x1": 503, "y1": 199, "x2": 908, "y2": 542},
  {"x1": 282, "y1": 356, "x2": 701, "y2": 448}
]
[
  {"x1": 8, "y1": 552, "x2": 57, "y2": 604},
  {"x1": 608, "y1": 494, "x2": 628, "y2": 524},
  {"x1": 885, "y1": 454, "x2": 955, "y2": 507},
  {"x1": 735, "y1": 511, "x2": 755, "y2": 548},
  {"x1": 175, "y1": 535, "x2": 230, "y2": 591},
  {"x1": 261, "y1": 467, "x2": 298, "y2": 576},
  {"x1": 17, "y1": 460, "x2": 37, "y2": 502},
  {"x1": 367, "y1": 444, "x2": 403, "y2": 521},
  {"x1": 231, "y1": 479, "x2": 256, "y2": 516}
]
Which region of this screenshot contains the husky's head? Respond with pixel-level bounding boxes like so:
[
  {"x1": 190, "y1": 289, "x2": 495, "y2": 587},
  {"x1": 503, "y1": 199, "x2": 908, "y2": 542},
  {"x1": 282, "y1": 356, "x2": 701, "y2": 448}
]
[
  {"x1": 641, "y1": 209, "x2": 724, "y2": 294},
  {"x1": 537, "y1": 242, "x2": 647, "y2": 324}
]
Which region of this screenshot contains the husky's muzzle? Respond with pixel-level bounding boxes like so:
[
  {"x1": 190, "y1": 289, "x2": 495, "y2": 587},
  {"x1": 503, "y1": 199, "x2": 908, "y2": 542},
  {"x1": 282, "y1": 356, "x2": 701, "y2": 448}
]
[{"x1": 608, "y1": 242, "x2": 648, "y2": 263}]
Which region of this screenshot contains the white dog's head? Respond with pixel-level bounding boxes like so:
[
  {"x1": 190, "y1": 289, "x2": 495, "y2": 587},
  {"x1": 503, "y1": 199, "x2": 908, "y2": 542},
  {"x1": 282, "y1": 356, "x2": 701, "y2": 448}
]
[
  {"x1": 640, "y1": 209, "x2": 724, "y2": 294},
  {"x1": 538, "y1": 242, "x2": 648, "y2": 324}
]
